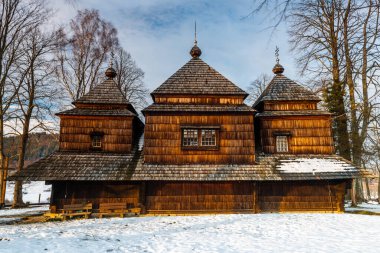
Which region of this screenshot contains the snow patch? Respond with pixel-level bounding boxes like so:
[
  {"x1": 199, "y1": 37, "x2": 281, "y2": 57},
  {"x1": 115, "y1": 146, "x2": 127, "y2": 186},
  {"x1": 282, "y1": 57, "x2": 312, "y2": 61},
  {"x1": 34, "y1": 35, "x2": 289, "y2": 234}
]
[
  {"x1": 345, "y1": 202, "x2": 380, "y2": 214},
  {"x1": 0, "y1": 206, "x2": 49, "y2": 217},
  {"x1": 5, "y1": 181, "x2": 51, "y2": 204},
  {"x1": 277, "y1": 158, "x2": 356, "y2": 173}
]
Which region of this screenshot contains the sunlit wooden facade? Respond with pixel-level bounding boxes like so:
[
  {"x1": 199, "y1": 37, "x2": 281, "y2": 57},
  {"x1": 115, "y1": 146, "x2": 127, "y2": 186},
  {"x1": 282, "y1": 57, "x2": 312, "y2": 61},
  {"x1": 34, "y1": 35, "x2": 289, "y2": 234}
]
[{"x1": 11, "y1": 43, "x2": 368, "y2": 214}]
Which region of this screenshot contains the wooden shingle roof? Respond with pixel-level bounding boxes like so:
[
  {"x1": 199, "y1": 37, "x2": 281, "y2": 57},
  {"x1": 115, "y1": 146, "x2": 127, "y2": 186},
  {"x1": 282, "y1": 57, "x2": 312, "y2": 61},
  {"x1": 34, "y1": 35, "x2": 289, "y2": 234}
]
[
  {"x1": 9, "y1": 152, "x2": 370, "y2": 181},
  {"x1": 151, "y1": 58, "x2": 248, "y2": 98},
  {"x1": 253, "y1": 74, "x2": 321, "y2": 108},
  {"x1": 8, "y1": 151, "x2": 141, "y2": 181},
  {"x1": 73, "y1": 79, "x2": 131, "y2": 106},
  {"x1": 57, "y1": 108, "x2": 135, "y2": 117}
]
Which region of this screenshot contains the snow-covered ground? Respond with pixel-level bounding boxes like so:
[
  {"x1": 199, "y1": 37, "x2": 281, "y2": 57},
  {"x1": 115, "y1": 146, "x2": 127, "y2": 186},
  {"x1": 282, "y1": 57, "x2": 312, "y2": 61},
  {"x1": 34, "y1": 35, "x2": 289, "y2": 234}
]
[
  {"x1": 0, "y1": 213, "x2": 379, "y2": 253},
  {"x1": 345, "y1": 201, "x2": 380, "y2": 213},
  {"x1": 0, "y1": 205, "x2": 49, "y2": 217},
  {"x1": 5, "y1": 181, "x2": 51, "y2": 204},
  {"x1": 0, "y1": 206, "x2": 49, "y2": 224}
]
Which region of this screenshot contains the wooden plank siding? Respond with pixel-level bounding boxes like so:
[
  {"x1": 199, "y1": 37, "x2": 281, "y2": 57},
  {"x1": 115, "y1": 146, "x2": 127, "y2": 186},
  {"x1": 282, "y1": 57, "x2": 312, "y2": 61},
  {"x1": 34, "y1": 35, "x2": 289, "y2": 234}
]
[
  {"x1": 263, "y1": 101, "x2": 318, "y2": 111},
  {"x1": 145, "y1": 182, "x2": 256, "y2": 213},
  {"x1": 144, "y1": 113, "x2": 255, "y2": 164},
  {"x1": 51, "y1": 181, "x2": 140, "y2": 210},
  {"x1": 154, "y1": 95, "x2": 245, "y2": 105},
  {"x1": 49, "y1": 181, "x2": 348, "y2": 213},
  {"x1": 258, "y1": 181, "x2": 346, "y2": 212},
  {"x1": 59, "y1": 116, "x2": 134, "y2": 153},
  {"x1": 259, "y1": 116, "x2": 334, "y2": 154}
]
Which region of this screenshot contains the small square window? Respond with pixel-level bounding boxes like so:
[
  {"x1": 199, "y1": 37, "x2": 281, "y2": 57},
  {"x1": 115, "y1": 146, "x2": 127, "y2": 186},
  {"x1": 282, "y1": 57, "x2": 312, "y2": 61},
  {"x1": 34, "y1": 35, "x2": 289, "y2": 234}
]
[
  {"x1": 276, "y1": 136, "x2": 288, "y2": 153},
  {"x1": 201, "y1": 129, "x2": 216, "y2": 146},
  {"x1": 182, "y1": 129, "x2": 198, "y2": 147},
  {"x1": 91, "y1": 135, "x2": 102, "y2": 149}
]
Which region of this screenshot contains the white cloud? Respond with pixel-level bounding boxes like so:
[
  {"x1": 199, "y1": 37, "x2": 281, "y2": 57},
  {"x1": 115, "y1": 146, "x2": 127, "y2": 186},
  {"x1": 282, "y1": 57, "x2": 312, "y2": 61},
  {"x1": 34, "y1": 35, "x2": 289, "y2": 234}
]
[{"x1": 50, "y1": 0, "x2": 299, "y2": 95}]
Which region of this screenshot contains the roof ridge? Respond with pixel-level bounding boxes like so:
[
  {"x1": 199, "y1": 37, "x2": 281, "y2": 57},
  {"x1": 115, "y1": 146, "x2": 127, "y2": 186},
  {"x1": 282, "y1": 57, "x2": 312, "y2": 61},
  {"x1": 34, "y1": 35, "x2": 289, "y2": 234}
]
[
  {"x1": 73, "y1": 78, "x2": 131, "y2": 105},
  {"x1": 151, "y1": 58, "x2": 248, "y2": 97},
  {"x1": 252, "y1": 74, "x2": 321, "y2": 108}
]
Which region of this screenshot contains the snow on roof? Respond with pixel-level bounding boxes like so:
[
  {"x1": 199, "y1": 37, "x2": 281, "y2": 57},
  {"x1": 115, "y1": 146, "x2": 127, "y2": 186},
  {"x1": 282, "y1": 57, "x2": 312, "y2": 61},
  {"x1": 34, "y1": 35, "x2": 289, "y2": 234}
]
[{"x1": 277, "y1": 157, "x2": 357, "y2": 174}]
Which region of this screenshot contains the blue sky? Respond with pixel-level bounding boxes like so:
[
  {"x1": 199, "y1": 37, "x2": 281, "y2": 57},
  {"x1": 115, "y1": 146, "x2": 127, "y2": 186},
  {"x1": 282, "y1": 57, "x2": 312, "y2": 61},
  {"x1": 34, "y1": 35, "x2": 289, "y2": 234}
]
[{"x1": 51, "y1": 0, "x2": 298, "y2": 93}]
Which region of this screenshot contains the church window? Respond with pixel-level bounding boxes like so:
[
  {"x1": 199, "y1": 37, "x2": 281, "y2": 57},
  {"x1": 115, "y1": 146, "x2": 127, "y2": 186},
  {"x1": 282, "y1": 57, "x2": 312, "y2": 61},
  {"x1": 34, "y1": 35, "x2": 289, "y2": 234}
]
[{"x1": 276, "y1": 136, "x2": 289, "y2": 153}]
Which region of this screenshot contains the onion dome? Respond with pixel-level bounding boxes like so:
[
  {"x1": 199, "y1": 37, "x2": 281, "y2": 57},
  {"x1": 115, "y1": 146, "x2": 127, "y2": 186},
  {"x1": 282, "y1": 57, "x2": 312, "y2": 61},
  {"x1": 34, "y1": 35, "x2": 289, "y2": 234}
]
[
  {"x1": 190, "y1": 44, "x2": 202, "y2": 58},
  {"x1": 272, "y1": 63, "x2": 284, "y2": 75},
  {"x1": 105, "y1": 66, "x2": 117, "y2": 79}
]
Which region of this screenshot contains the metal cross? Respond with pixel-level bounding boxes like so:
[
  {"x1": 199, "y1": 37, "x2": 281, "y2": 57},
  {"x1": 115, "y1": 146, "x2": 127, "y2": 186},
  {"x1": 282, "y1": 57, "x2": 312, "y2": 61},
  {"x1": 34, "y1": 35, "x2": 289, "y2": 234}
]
[
  {"x1": 275, "y1": 46, "x2": 280, "y2": 64},
  {"x1": 110, "y1": 51, "x2": 114, "y2": 68}
]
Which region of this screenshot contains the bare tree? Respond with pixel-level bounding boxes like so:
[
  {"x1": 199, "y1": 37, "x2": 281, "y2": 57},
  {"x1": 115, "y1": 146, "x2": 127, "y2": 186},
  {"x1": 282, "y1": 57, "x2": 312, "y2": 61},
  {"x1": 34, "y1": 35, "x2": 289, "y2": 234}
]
[
  {"x1": 366, "y1": 121, "x2": 380, "y2": 203},
  {"x1": 113, "y1": 47, "x2": 148, "y2": 111},
  {"x1": 0, "y1": 0, "x2": 49, "y2": 206},
  {"x1": 54, "y1": 9, "x2": 119, "y2": 101},
  {"x1": 9, "y1": 27, "x2": 59, "y2": 207},
  {"x1": 289, "y1": 1, "x2": 351, "y2": 161},
  {"x1": 251, "y1": 0, "x2": 380, "y2": 205},
  {"x1": 246, "y1": 73, "x2": 271, "y2": 105}
]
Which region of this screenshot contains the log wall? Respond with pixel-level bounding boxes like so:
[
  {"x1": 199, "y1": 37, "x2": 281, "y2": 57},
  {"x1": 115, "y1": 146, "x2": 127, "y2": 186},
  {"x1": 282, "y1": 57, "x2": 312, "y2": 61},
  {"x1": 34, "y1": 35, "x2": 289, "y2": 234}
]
[
  {"x1": 145, "y1": 182, "x2": 256, "y2": 213},
  {"x1": 259, "y1": 116, "x2": 334, "y2": 154},
  {"x1": 153, "y1": 95, "x2": 245, "y2": 105},
  {"x1": 51, "y1": 181, "x2": 140, "y2": 210},
  {"x1": 50, "y1": 180, "x2": 347, "y2": 213},
  {"x1": 144, "y1": 113, "x2": 255, "y2": 164},
  {"x1": 59, "y1": 116, "x2": 133, "y2": 153},
  {"x1": 258, "y1": 180, "x2": 346, "y2": 212},
  {"x1": 263, "y1": 102, "x2": 318, "y2": 111}
]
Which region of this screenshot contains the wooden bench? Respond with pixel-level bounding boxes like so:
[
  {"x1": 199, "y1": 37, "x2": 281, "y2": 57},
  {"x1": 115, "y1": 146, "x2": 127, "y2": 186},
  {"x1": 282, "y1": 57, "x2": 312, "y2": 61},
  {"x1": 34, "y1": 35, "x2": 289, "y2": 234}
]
[
  {"x1": 98, "y1": 203, "x2": 141, "y2": 218},
  {"x1": 60, "y1": 203, "x2": 93, "y2": 220}
]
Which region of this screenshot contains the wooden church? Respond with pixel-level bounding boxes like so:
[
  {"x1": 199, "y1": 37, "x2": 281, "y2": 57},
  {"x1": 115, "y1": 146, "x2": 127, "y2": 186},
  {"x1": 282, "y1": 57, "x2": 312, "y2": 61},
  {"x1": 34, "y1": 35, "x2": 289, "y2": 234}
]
[{"x1": 11, "y1": 40, "x2": 370, "y2": 214}]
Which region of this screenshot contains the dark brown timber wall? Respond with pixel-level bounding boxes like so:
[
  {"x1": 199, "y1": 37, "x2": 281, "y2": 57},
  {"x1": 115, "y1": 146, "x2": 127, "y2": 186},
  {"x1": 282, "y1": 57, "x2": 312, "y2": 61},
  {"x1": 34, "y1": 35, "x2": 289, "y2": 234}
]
[
  {"x1": 258, "y1": 180, "x2": 346, "y2": 212},
  {"x1": 50, "y1": 180, "x2": 347, "y2": 213},
  {"x1": 145, "y1": 182, "x2": 256, "y2": 213},
  {"x1": 51, "y1": 181, "x2": 140, "y2": 209}
]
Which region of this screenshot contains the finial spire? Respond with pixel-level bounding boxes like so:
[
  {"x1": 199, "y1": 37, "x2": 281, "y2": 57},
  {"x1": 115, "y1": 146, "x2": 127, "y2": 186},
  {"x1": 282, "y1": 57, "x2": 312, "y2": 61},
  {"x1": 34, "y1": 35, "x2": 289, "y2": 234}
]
[
  {"x1": 275, "y1": 46, "x2": 280, "y2": 64},
  {"x1": 105, "y1": 50, "x2": 117, "y2": 79},
  {"x1": 272, "y1": 46, "x2": 284, "y2": 75},
  {"x1": 190, "y1": 21, "x2": 202, "y2": 58},
  {"x1": 194, "y1": 21, "x2": 197, "y2": 45},
  {"x1": 110, "y1": 51, "x2": 114, "y2": 68}
]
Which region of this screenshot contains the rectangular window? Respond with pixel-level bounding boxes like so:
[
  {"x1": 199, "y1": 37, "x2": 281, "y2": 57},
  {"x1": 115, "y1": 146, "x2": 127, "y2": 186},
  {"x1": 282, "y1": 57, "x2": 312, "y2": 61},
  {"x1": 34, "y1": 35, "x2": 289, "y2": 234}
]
[
  {"x1": 276, "y1": 136, "x2": 288, "y2": 153},
  {"x1": 201, "y1": 129, "x2": 216, "y2": 146},
  {"x1": 182, "y1": 129, "x2": 198, "y2": 147},
  {"x1": 91, "y1": 135, "x2": 102, "y2": 149},
  {"x1": 181, "y1": 127, "x2": 219, "y2": 149}
]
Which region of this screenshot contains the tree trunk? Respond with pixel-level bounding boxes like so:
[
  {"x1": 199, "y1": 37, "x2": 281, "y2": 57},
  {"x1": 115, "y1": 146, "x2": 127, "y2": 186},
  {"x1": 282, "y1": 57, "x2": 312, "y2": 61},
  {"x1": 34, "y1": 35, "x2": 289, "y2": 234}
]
[
  {"x1": 0, "y1": 112, "x2": 5, "y2": 208},
  {"x1": 351, "y1": 179, "x2": 357, "y2": 207},
  {"x1": 343, "y1": 0, "x2": 361, "y2": 166},
  {"x1": 355, "y1": 178, "x2": 364, "y2": 203},
  {"x1": 12, "y1": 181, "x2": 24, "y2": 208},
  {"x1": 364, "y1": 178, "x2": 371, "y2": 201},
  {"x1": 12, "y1": 112, "x2": 32, "y2": 208},
  {"x1": 328, "y1": 2, "x2": 351, "y2": 161},
  {"x1": 378, "y1": 172, "x2": 380, "y2": 204}
]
